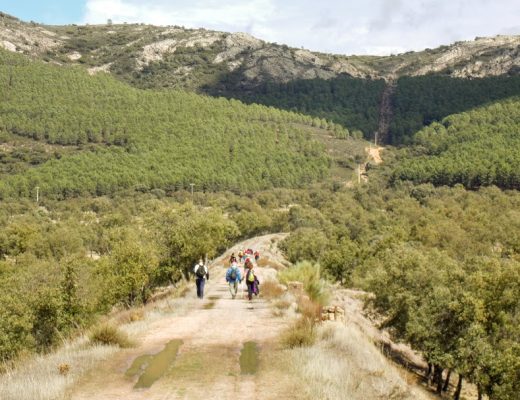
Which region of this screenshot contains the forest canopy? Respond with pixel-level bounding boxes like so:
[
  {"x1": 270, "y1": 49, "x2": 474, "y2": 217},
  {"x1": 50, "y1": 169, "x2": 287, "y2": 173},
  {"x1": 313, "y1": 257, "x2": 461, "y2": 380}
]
[
  {"x1": 0, "y1": 49, "x2": 337, "y2": 199},
  {"x1": 392, "y1": 97, "x2": 520, "y2": 190}
]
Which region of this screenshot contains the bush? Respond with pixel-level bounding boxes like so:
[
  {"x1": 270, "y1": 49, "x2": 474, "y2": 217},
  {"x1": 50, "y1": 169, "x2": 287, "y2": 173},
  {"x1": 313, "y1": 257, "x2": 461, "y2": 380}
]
[
  {"x1": 278, "y1": 261, "x2": 330, "y2": 306},
  {"x1": 281, "y1": 317, "x2": 317, "y2": 348},
  {"x1": 89, "y1": 324, "x2": 133, "y2": 348}
]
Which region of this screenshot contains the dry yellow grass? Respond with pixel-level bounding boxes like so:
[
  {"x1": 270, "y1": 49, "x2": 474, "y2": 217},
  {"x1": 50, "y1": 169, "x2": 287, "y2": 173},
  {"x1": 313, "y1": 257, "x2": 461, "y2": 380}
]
[
  {"x1": 283, "y1": 322, "x2": 433, "y2": 400},
  {"x1": 256, "y1": 257, "x2": 285, "y2": 270},
  {"x1": 0, "y1": 338, "x2": 118, "y2": 400},
  {"x1": 0, "y1": 283, "x2": 194, "y2": 400},
  {"x1": 261, "y1": 279, "x2": 285, "y2": 299},
  {"x1": 112, "y1": 307, "x2": 145, "y2": 325}
]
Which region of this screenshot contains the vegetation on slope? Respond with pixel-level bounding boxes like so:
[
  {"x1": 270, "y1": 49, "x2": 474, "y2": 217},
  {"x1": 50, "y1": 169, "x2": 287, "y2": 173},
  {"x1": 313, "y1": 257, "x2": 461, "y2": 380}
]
[
  {"x1": 211, "y1": 76, "x2": 385, "y2": 138},
  {"x1": 279, "y1": 184, "x2": 520, "y2": 400},
  {"x1": 389, "y1": 75, "x2": 520, "y2": 144},
  {"x1": 1, "y1": 166, "x2": 519, "y2": 398},
  {"x1": 4, "y1": 15, "x2": 520, "y2": 145},
  {"x1": 392, "y1": 97, "x2": 520, "y2": 189},
  {"x1": 0, "y1": 49, "x2": 337, "y2": 199}
]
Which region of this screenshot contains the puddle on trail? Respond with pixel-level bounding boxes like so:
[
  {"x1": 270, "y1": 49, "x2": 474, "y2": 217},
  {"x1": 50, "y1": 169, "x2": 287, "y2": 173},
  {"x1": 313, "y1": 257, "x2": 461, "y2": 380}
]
[
  {"x1": 239, "y1": 341, "x2": 259, "y2": 375},
  {"x1": 125, "y1": 354, "x2": 153, "y2": 378},
  {"x1": 203, "y1": 301, "x2": 216, "y2": 309},
  {"x1": 208, "y1": 295, "x2": 220, "y2": 301},
  {"x1": 129, "y1": 339, "x2": 183, "y2": 389}
]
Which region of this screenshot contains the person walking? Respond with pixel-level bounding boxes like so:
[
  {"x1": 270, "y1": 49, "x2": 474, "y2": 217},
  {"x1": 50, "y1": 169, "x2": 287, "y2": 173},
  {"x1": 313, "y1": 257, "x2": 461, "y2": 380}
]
[
  {"x1": 244, "y1": 261, "x2": 259, "y2": 301},
  {"x1": 193, "y1": 258, "x2": 209, "y2": 299},
  {"x1": 229, "y1": 253, "x2": 237, "y2": 264},
  {"x1": 226, "y1": 261, "x2": 242, "y2": 299}
]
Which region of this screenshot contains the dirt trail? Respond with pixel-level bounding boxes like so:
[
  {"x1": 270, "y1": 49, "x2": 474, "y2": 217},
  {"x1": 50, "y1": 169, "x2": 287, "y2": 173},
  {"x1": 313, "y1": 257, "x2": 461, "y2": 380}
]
[
  {"x1": 69, "y1": 234, "x2": 291, "y2": 400},
  {"x1": 366, "y1": 146, "x2": 383, "y2": 165}
]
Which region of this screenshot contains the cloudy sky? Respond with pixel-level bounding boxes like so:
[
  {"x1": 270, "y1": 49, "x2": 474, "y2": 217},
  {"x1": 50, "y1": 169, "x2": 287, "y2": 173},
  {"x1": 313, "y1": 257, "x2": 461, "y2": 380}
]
[{"x1": 1, "y1": 0, "x2": 519, "y2": 55}]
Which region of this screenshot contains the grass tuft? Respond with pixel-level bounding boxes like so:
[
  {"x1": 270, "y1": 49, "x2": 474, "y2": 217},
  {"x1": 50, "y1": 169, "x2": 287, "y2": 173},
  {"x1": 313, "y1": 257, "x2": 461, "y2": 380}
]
[
  {"x1": 89, "y1": 324, "x2": 134, "y2": 348},
  {"x1": 281, "y1": 317, "x2": 317, "y2": 349}
]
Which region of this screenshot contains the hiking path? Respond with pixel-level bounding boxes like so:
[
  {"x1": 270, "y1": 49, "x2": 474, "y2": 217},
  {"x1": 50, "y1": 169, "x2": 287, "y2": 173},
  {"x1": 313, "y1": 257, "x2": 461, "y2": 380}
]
[{"x1": 69, "y1": 234, "x2": 294, "y2": 400}]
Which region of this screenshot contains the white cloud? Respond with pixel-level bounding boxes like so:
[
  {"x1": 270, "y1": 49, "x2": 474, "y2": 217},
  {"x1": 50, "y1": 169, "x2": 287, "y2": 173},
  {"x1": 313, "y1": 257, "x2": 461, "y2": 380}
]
[
  {"x1": 83, "y1": 0, "x2": 277, "y2": 32},
  {"x1": 83, "y1": 0, "x2": 520, "y2": 55}
]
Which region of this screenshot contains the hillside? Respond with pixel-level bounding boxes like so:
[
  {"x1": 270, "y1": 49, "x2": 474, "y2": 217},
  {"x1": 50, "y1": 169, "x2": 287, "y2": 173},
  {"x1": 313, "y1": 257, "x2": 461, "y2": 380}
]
[
  {"x1": 391, "y1": 97, "x2": 520, "y2": 189},
  {"x1": 1, "y1": 12, "x2": 520, "y2": 141},
  {"x1": 1, "y1": 10, "x2": 519, "y2": 400},
  {"x1": 0, "y1": 48, "x2": 341, "y2": 199}
]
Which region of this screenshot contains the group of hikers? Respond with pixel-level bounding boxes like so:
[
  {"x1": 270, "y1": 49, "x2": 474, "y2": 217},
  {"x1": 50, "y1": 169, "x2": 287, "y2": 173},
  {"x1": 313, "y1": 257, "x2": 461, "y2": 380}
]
[{"x1": 192, "y1": 249, "x2": 260, "y2": 301}]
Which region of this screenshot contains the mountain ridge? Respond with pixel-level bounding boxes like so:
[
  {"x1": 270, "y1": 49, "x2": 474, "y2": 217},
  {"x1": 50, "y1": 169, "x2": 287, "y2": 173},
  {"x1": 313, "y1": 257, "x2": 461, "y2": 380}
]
[{"x1": 1, "y1": 11, "x2": 519, "y2": 93}]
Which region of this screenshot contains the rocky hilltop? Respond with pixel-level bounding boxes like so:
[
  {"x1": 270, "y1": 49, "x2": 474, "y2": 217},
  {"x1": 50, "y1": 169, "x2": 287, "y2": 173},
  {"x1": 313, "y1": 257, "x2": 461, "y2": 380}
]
[{"x1": 0, "y1": 11, "x2": 519, "y2": 90}]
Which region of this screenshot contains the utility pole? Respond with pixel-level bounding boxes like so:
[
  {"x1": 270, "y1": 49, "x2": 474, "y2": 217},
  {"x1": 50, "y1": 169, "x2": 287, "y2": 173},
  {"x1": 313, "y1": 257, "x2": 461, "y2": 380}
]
[
  {"x1": 36, "y1": 186, "x2": 40, "y2": 203},
  {"x1": 190, "y1": 183, "x2": 194, "y2": 201}
]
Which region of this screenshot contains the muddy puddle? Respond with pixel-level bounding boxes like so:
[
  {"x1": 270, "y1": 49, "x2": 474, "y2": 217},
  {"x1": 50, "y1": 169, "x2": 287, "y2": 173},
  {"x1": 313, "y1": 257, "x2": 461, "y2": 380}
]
[
  {"x1": 239, "y1": 341, "x2": 259, "y2": 375},
  {"x1": 127, "y1": 339, "x2": 183, "y2": 389},
  {"x1": 125, "y1": 354, "x2": 153, "y2": 378}
]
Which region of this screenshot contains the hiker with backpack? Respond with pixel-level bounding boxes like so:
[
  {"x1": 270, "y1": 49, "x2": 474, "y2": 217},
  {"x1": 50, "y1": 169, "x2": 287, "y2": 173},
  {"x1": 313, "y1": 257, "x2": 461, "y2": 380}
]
[
  {"x1": 193, "y1": 258, "x2": 209, "y2": 299},
  {"x1": 226, "y1": 261, "x2": 242, "y2": 299},
  {"x1": 229, "y1": 253, "x2": 237, "y2": 264},
  {"x1": 244, "y1": 260, "x2": 260, "y2": 301}
]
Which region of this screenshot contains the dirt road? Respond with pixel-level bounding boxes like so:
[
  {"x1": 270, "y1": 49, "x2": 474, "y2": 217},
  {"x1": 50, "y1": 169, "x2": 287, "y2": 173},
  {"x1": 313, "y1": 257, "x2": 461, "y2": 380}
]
[{"x1": 69, "y1": 234, "x2": 293, "y2": 400}]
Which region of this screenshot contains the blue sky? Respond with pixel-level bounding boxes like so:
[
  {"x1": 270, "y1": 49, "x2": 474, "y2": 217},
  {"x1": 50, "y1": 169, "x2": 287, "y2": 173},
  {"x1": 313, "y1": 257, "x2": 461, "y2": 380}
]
[
  {"x1": 1, "y1": 0, "x2": 519, "y2": 55},
  {"x1": 0, "y1": 0, "x2": 85, "y2": 25}
]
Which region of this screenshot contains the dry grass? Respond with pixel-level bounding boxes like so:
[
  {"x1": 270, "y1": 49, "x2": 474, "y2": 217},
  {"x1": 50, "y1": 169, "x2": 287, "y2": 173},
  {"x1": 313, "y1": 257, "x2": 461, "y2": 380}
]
[
  {"x1": 271, "y1": 294, "x2": 295, "y2": 318},
  {"x1": 112, "y1": 307, "x2": 145, "y2": 325},
  {"x1": 261, "y1": 279, "x2": 285, "y2": 299},
  {"x1": 284, "y1": 322, "x2": 433, "y2": 400},
  {"x1": 0, "y1": 280, "x2": 195, "y2": 400},
  {"x1": 0, "y1": 338, "x2": 117, "y2": 400},
  {"x1": 297, "y1": 295, "x2": 322, "y2": 320},
  {"x1": 256, "y1": 257, "x2": 285, "y2": 270},
  {"x1": 281, "y1": 317, "x2": 317, "y2": 349}
]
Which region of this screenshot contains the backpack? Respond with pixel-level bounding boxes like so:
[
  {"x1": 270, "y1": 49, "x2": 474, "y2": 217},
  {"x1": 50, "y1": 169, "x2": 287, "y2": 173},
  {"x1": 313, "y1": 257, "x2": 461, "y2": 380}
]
[
  {"x1": 247, "y1": 269, "x2": 255, "y2": 283},
  {"x1": 196, "y1": 264, "x2": 206, "y2": 278},
  {"x1": 230, "y1": 267, "x2": 237, "y2": 280}
]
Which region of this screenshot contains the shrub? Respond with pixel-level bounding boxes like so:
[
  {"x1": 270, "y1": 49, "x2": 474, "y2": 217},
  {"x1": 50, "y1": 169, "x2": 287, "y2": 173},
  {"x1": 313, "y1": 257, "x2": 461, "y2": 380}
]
[
  {"x1": 278, "y1": 261, "x2": 330, "y2": 306},
  {"x1": 297, "y1": 295, "x2": 322, "y2": 320},
  {"x1": 281, "y1": 317, "x2": 317, "y2": 348},
  {"x1": 89, "y1": 324, "x2": 133, "y2": 348}
]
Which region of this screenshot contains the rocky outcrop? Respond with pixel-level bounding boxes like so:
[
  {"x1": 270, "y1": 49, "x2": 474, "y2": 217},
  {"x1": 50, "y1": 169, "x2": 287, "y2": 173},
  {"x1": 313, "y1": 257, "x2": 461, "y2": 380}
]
[
  {"x1": 411, "y1": 36, "x2": 520, "y2": 78},
  {"x1": 139, "y1": 31, "x2": 222, "y2": 68},
  {"x1": 0, "y1": 14, "x2": 62, "y2": 55},
  {"x1": 1, "y1": 11, "x2": 518, "y2": 86}
]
